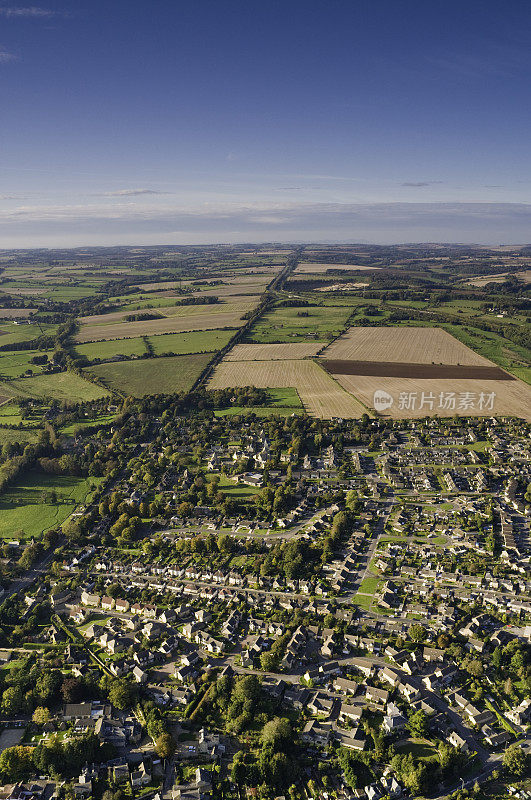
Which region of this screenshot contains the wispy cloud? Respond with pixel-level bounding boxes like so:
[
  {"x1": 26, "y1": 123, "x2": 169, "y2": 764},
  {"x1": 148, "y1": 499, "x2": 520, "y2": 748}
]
[
  {"x1": 101, "y1": 189, "x2": 171, "y2": 197},
  {"x1": 0, "y1": 47, "x2": 16, "y2": 62},
  {"x1": 0, "y1": 6, "x2": 55, "y2": 17},
  {"x1": 401, "y1": 181, "x2": 443, "y2": 188}
]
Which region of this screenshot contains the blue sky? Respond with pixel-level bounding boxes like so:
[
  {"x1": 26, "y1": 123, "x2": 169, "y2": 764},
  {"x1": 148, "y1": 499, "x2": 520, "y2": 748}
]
[{"x1": 1, "y1": 0, "x2": 531, "y2": 246}]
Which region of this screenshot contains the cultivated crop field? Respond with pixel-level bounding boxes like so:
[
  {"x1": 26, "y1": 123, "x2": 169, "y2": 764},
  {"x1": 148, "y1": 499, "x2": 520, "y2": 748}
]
[
  {"x1": 321, "y1": 326, "x2": 493, "y2": 366},
  {"x1": 224, "y1": 342, "x2": 326, "y2": 361},
  {"x1": 335, "y1": 374, "x2": 531, "y2": 420},
  {"x1": 75, "y1": 311, "x2": 244, "y2": 342},
  {"x1": 208, "y1": 359, "x2": 367, "y2": 419},
  {"x1": 90, "y1": 352, "x2": 213, "y2": 396}
]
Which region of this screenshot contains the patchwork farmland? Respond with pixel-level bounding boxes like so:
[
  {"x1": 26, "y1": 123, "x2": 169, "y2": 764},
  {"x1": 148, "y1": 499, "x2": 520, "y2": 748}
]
[
  {"x1": 75, "y1": 311, "x2": 244, "y2": 342},
  {"x1": 207, "y1": 359, "x2": 367, "y2": 419},
  {"x1": 319, "y1": 326, "x2": 531, "y2": 419}
]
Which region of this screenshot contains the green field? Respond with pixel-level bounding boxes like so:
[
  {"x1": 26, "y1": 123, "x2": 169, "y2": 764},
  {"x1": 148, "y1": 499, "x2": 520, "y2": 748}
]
[
  {"x1": 74, "y1": 337, "x2": 148, "y2": 362},
  {"x1": 0, "y1": 471, "x2": 101, "y2": 540},
  {"x1": 0, "y1": 428, "x2": 41, "y2": 444},
  {"x1": 214, "y1": 387, "x2": 303, "y2": 418},
  {"x1": 248, "y1": 305, "x2": 351, "y2": 343},
  {"x1": 149, "y1": 329, "x2": 234, "y2": 355},
  {"x1": 89, "y1": 353, "x2": 214, "y2": 396},
  {"x1": 0, "y1": 372, "x2": 110, "y2": 402},
  {"x1": 439, "y1": 323, "x2": 531, "y2": 384},
  {"x1": 0, "y1": 322, "x2": 57, "y2": 348},
  {"x1": 0, "y1": 404, "x2": 27, "y2": 425},
  {"x1": 212, "y1": 473, "x2": 260, "y2": 499},
  {"x1": 0, "y1": 350, "x2": 53, "y2": 379}
]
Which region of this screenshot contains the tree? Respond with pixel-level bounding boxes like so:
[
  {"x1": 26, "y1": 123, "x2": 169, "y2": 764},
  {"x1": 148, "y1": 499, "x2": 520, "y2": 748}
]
[
  {"x1": 260, "y1": 651, "x2": 279, "y2": 672},
  {"x1": 502, "y1": 744, "x2": 529, "y2": 778},
  {"x1": 61, "y1": 677, "x2": 82, "y2": 703},
  {"x1": 409, "y1": 623, "x2": 427, "y2": 643},
  {"x1": 0, "y1": 746, "x2": 34, "y2": 781},
  {"x1": 465, "y1": 659, "x2": 483, "y2": 678},
  {"x1": 231, "y1": 756, "x2": 247, "y2": 785},
  {"x1": 269, "y1": 752, "x2": 291, "y2": 788},
  {"x1": 32, "y1": 706, "x2": 51, "y2": 725},
  {"x1": 407, "y1": 709, "x2": 428, "y2": 738},
  {"x1": 108, "y1": 679, "x2": 136, "y2": 710},
  {"x1": 155, "y1": 732, "x2": 174, "y2": 758},
  {"x1": 1, "y1": 686, "x2": 23, "y2": 717},
  {"x1": 260, "y1": 717, "x2": 292, "y2": 750}
]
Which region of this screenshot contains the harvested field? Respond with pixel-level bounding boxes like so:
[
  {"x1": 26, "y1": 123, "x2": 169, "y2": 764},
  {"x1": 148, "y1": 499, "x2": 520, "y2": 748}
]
[
  {"x1": 225, "y1": 343, "x2": 326, "y2": 361},
  {"x1": 160, "y1": 299, "x2": 258, "y2": 317},
  {"x1": 321, "y1": 326, "x2": 493, "y2": 366},
  {"x1": 295, "y1": 262, "x2": 380, "y2": 273},
  {"x1": 0, "y1": 308, "x2": 36, "y2": 319},
  {"x1": 75, "y1": 312, "x2": 244, "y2": 342},
  {"x1": 89, "y1": 353, "x2": 214, "y2": 397},
  {"x1": 335, "y1": 374, "x2": 531, "y2": 420},
  {"x1": 322, "y1": 360, "x2": 512, "y2": 380},
  {"x1": 79, "y1": 299, "x2": 255, "y2": 325},
  {"x1": 207, "y1": 359, "x2": 367, "y2": 419},
  {"x1": 465, "y1": 270, "x2": 531, "y2": 287}
]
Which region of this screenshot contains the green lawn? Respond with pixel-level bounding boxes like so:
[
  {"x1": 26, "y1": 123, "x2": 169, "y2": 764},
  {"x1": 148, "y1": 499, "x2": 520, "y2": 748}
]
[
  {"x1": 88, "y1": 353, "x2": 214, "y2": 396},
  {"x1": 59, "y1": 414, "x2": 117, "y2": 435},
  {"x1": 0, "y1": 471, "x2": 101, "y2": 540},
  {"x1": 395, "y1": 738, "x2": 438, "y2": 762},
  {"x1": 214, "y1": 387, "x2": 303, "y2": 417},
  {"x1": 211, "y1": 473, "x2": 260, "y2": 499}
]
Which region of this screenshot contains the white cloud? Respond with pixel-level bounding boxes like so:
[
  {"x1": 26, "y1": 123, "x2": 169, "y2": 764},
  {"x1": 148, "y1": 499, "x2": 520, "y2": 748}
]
[
  {"x1": 0, "y1": 48, "x2": 16, "y2": 62},
  {"x1": 102, "y1": 188, "x2": 171, "y2": 197},
  {"x1": 0, "y1": 6, "x2": 54, "y2": 17}
]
